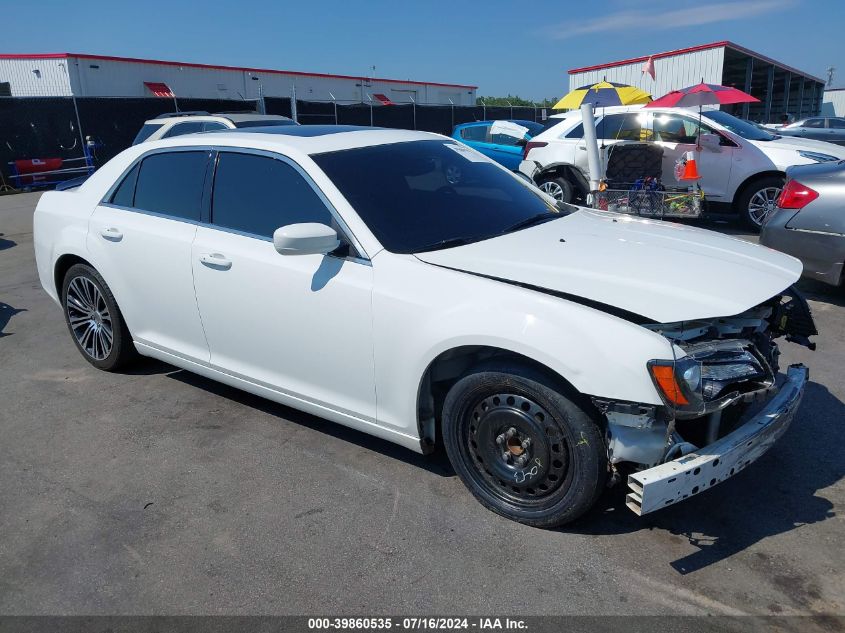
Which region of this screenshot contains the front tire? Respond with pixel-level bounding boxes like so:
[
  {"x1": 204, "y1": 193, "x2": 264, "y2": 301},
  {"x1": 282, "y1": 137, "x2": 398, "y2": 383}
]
[
  {"x1": 735, "y1": 175, "x2": 784, "y2": 230},
  {"x1": 61, "y1": 263, "x2": 136, "y2": 371},
  {"x1": 442, "y1": 363, "x2": 606, "y2": 527}
]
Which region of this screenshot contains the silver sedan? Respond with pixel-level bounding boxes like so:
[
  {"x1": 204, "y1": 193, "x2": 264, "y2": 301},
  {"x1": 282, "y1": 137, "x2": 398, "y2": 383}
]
[{"x1": 761, "y1": 160, "x2": 845, "y2": 286}]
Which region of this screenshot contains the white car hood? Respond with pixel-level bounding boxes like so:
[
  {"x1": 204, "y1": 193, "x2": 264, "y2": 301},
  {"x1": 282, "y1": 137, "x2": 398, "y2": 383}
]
[
  {"x1": 415, "y1": 209, "x2": 802, "y2": 323},
  {"x1": 749, "y1": 135, "x2": 845, "y2": 157}
]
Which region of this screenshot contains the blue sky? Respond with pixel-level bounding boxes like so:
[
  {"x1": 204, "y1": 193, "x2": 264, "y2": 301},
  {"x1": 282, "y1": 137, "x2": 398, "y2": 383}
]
[{"x1": 3, "y1": 0, "x2": 841, "y2": 99}]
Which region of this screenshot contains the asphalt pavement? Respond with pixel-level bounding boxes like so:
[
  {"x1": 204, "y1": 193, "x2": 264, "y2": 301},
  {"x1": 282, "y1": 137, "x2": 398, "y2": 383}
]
[{"x1": 1, "y1": 192, "x2": 843, "y2": 626}]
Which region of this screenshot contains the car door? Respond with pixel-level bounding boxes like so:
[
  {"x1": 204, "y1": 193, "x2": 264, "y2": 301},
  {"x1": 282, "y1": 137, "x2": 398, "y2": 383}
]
[
  {"x1": 824, "y1": 118, "x2": 845, "y2": 145},
  {"x1": 794, "y1": 118, "x2": 828, "y2": 141},
  {"x1": 457, "y1": 123, "x2": 493, "y2": 154},
  {"x1": 651, "y1": 111, "x2": 735, "y2": 200},
  {"x1": 86, "y1": 149, "x2": 211, "y2": 361},
  {"x1": 191, "y1": 149, "x2": 376, "y2": 421},
  {"x1": 487, "y1": 122, "x2": 531, "y2": 170}
]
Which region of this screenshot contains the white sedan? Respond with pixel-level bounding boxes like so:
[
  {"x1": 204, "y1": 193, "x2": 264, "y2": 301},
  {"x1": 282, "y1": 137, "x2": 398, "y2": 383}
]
[{"x1": 34, "y1": 126, "x2": 815, "y2": 526}]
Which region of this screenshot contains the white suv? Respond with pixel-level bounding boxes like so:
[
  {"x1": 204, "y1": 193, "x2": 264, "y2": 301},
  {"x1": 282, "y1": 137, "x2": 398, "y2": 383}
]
[
  {"x1": 132, "y1": 111, "x2": 297, "y2": 145},
  {"x1": 519, "y1": 105, "x2": 845, "y2": 228}
]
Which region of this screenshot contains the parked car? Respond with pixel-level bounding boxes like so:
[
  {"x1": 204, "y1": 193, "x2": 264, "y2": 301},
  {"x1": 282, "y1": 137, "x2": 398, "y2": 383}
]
[
  {"x1": 34, "y1": 126, "x2": 815, "y2": 526},
  {"x1": 519, "y1": 105, "x2": 845, "y2": 228},
  {"x1": 132, "y1": 111, "x2": 297, "y2": 145},
  {"x1": 761, "y1": 160, "x2": 845, "y2": 287},
  {"x1": 452, "y1": 120, "x2": 544, "y2": 170},
  {"x1": 775, "y1": 117, "x2": 845, "y2": 146}
]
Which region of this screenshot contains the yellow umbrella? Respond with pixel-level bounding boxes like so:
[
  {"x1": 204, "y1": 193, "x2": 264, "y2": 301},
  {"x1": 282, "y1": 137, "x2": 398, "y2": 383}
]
[{"x1": 553, "y1": 80, "x2": 652, "y2": 110}]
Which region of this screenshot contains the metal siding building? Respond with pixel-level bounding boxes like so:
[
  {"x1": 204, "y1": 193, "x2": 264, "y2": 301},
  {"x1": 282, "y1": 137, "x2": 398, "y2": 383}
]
[
  {"x1": 569, "y1": 42, "x2": 825, "y2": 122},
  {"x1": 822, "y1": 89, "x2": 845, "y2": 117},
  {"x1": 0, "y1": 53, "x2": 477, "y2": 105}
]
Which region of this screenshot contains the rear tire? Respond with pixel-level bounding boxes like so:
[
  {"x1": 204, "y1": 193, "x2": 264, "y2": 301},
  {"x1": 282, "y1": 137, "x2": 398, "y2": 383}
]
[
  {"x1": 735, "y1": 175, "x2": 785, "y2": 230},
  {"x1": 538, "y1": 176, "x2": 574, "y2": 204},
  {"x1": 61, "y1": 263, "x2": 137, "y2": 371},
  {"x1": 442, "y1": 362, "x2": 606, "y2": 527}
]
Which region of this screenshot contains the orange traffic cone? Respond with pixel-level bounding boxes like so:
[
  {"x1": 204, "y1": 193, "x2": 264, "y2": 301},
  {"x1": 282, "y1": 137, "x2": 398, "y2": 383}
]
[{"x1": 680, "y1": 151, "x2": 700, "y2": 180}]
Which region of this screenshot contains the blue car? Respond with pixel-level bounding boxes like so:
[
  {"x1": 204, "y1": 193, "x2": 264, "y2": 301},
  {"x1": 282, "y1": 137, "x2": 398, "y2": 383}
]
[{"x1": 452, "y1": 119, "x2": 545, "y2": 171}]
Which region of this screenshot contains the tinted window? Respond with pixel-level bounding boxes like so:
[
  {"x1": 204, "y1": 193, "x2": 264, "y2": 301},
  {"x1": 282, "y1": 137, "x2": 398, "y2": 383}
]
[
  {"x1": 110, "y1": 163, "x2": 140, "y2": 207},
  {"x1": 312, "y1": 140, "x2": 561, "y2": 254},
  {"x1": 460, "y1": 125, "x2": 491, "y2": 142},
  {"x1": 803, "y1": 118, "x2": 824, "y2": 128},
  {"x1": 132, "y1": 123, "x2": 163, "y2": 145},
  {"x1": 211, "y1": 152, "x2": 333, "y2": 238},
  {"x1": 163, "y1": 121, "x2": 205, "y2": 138},
  {"x1": 133, "y1": 152, "x2": 208, "y2": 220},
  {"x1": 202, "y1": 121, "x2": 228, "y2": 132}
]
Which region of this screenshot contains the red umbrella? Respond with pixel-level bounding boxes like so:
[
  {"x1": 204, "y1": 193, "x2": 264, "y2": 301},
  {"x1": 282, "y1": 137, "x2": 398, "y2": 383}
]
[
  {"x1": 645, "y1": 81, "x2": 759, "y2": 150},
  {"x1": 644, "y1": 82, "x2": 759, "y2": 108}
]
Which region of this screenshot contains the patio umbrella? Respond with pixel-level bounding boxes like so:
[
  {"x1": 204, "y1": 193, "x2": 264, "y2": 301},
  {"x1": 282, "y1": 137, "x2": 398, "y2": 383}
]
[
  {"x1": 552, "y1": 80, "x2": 652, "y2": 110},
  {"x1": 645, "y1": 81, "x2": 759, "y2": 147}
]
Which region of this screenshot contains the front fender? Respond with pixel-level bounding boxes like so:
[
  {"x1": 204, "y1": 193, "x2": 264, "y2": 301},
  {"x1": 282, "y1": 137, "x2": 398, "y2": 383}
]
[{"x1": 372, "y1": 254, "x2": 673, "y2": 438}]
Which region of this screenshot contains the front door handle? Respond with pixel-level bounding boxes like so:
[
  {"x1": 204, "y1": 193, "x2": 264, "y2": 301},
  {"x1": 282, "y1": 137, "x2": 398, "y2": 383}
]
[
  {"x1": 100, "y1": 227, "x2": 123, "y2": 241},
  {"x1": 199, "y1": 253, "x2": 232, "y2": 270}
]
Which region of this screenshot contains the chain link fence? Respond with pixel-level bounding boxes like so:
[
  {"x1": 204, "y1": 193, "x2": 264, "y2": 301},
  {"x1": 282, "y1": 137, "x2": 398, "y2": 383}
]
[{"x1": 1, "y1": 96, "x2": 550, "y2": 182}]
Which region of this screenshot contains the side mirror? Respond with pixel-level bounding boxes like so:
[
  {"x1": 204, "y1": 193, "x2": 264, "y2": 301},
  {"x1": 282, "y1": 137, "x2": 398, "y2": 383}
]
[
  {"x1": 698, "y1": 133, "x2": 722, "y2": 152},
  {"x1": 273, "y1": 223, "x2": 340, "y2": 256}
]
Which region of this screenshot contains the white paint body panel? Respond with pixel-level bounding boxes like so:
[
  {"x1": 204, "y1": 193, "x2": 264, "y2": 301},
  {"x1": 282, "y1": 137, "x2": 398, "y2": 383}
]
[
  {"x1": 33, "y1": 128, "x2": 801, "y2": 453},
  {"x1": 521, "y1": 105, "x2": 845, "y2": 203}
]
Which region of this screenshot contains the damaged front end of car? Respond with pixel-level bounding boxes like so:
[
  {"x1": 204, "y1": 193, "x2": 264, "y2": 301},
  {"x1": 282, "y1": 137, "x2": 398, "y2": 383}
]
[{"x1": 591, "y1": 287, "x2": 817, "y2": 515}]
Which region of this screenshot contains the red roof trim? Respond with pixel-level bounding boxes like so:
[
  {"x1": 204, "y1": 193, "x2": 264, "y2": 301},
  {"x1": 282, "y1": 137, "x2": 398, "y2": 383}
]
[
  {"x1": 0, "y1": 52, "x2": 478, "y2": 90},
  {"x1": 568, "y1": 41, "x2": 824, "y2": 84}
]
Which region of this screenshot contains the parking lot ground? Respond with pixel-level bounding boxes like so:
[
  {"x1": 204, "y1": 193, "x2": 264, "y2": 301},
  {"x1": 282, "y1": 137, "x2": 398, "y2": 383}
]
[{"x1": 1, "y1": 192, "x2": 843, "y2": 624}]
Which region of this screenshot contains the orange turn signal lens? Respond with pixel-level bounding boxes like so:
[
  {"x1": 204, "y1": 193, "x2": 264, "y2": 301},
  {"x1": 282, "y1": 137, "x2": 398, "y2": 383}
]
[{"x1": 649, "y1": 364, "x2": 690, "y2": 406}]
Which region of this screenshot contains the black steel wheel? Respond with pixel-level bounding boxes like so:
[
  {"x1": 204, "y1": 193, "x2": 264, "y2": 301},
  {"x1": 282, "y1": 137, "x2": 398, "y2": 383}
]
[
  {"x1": 61, "y1": 263, "x2": 137, "y2": 371},
  {"x1": 442, "y1": 362, "x2": 606, "y2": 527}
]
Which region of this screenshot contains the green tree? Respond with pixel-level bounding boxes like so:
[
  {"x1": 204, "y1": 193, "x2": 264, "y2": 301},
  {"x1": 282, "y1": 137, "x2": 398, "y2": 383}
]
[{"x1": 476, "y1": 95, "x2": 559, "y2": 108}]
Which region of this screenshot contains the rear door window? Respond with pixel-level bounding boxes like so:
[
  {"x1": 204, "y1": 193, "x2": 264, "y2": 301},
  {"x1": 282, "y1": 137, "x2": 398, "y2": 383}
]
[
  {"x1": 211, "y1": 152, "x2": 333, "y2": 238},
  {"x1": 133, "y1": 151, "x2": 209, "y2": 221},
  {"x1": 460, "y1": 125, "x2": 491, "y2": 142}
]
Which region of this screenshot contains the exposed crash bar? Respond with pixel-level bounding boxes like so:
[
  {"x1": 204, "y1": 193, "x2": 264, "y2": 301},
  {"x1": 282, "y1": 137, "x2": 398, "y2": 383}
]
[{"x1": 626, "y1": 364, "x2": 808, "y2": 515}]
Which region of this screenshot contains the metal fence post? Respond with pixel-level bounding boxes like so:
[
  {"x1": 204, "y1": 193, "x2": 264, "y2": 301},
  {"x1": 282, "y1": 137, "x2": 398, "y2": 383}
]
[
  {"x1": 70, "y1": 95, "x2": 86, "y2": 156},
  {"x1": 411, "y1": 96, "x2": 416, "y2": 130},
  {"x1": 329, "y1": 92, "x2": 338, "y2": 125}
]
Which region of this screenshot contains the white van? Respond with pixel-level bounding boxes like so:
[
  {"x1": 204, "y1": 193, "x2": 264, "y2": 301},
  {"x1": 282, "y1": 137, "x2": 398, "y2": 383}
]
[{"x1": 519, "y1": 105, "x2": 845, "y2": 228}]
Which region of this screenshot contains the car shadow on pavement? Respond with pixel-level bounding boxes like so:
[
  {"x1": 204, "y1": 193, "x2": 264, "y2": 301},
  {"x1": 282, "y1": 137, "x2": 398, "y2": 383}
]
[
  {"x1": 797, "y1": 278, "x2": 845, "y2": 308},
  {"x1": 571, "y1": 380, "x2": 842, "y2": 574},
  {"x1": 162, "y1": 365, "x2": 456, "y2": 478},
  {"x1": 0, "y1": 233, "x2": 16, "y2": 251},
  {"x1": 0, "y1": 302, "x2": 27, "y2": 337}
]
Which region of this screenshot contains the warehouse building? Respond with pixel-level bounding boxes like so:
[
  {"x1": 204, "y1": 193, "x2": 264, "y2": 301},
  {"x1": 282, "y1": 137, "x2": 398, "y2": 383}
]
[
  {"x1": 822, "y1": 89, "x2": 845, "y2": 117},
  {"x1": 0, "y1": 53, "x2": 477, "y2": 105},
  {"x1": 569, "y1": 41, "x2": 825, "y2": 123}
]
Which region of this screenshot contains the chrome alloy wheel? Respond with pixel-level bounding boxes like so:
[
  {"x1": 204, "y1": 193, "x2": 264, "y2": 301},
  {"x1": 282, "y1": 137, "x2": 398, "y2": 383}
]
[
  {"x1": 65, "y1": 276, "x2": 114, "y2": 361},
  {"x1": 539, "y1": 180, "x2": 565, "y2": 200},
  {"x1": 464, "y1": 393, "x2": 571, "y2": 505},
  {"x1": 747, "y1": 186, "x2": 782, "y2": 226}
]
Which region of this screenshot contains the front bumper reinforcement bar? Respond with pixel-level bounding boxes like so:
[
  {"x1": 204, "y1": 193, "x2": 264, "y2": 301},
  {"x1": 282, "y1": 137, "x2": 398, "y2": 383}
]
[{"x1": 626, "y1": 364, "x2": 809, "y2": 515}]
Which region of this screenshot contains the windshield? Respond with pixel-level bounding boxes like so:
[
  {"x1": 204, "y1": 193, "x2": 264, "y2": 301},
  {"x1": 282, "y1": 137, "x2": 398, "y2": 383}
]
[
  {"x1": 312, "y1": 140, "x2": 562, "y2": 253},
  {"x1": 703, "y1": 110, "x2": 776, "y2": 141}
]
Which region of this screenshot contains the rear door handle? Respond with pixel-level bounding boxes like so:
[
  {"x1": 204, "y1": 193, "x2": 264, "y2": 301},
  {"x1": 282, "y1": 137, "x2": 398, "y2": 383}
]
[
  {"x1": 199, "y1": 253, "x2": 232, "y2": 270},
  {"x1": 100, "y1": 227, "x2": 123, "y2": 241}
]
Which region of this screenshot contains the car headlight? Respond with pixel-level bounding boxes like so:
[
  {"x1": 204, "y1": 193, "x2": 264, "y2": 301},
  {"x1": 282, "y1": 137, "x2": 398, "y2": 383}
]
[
  {"x1": 798, "y1": 150, "x2": 839, "y2": 163},
  {"x1": 648, "y1": 344, "x2": 770, "y2": 416}
]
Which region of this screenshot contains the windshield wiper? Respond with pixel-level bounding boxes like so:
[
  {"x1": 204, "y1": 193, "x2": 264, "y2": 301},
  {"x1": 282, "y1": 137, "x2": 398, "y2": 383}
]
[
  {"x1": 413, "y1": 236, "x2": 480, "y2": 253},
  {"x1": 501, "y1": 211, "x2": 560, "y2": 235}
]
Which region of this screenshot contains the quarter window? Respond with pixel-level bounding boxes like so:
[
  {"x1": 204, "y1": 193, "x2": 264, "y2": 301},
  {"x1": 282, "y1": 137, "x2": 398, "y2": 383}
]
[
  {"x1": 110, "y1": 163, "x2": 140, "y2": 207},
  {"x1": 211, "y1": 152, "x2": 333, "y2": 238},
  {"x1": 133, "y1": 151, "x2": 209, "y2": 221}
]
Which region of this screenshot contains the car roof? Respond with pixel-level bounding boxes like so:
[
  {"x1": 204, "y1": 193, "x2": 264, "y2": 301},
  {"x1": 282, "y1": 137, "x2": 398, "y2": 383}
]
[
  {"x1": 145, "y1": 112, "x2": 293, "y2": 124},
  {"x1": 143, "y1": 126, "x2": 445, "y2": 155}
]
